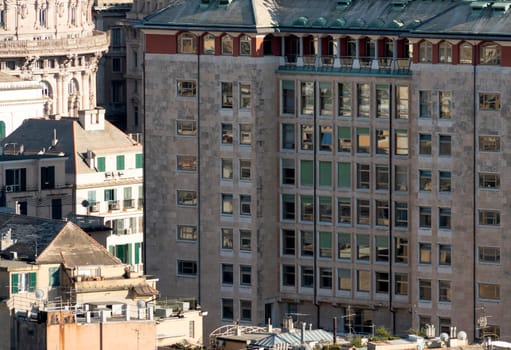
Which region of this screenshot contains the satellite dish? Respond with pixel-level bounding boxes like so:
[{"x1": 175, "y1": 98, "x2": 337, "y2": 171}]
[
  {"x1": 137, "y1": 300, "x2": 145, "y2": 309},
  {"x1": 457, "y1": 331, "x2": 467, "y2": 340},
  {"x1": 35, "y1": 289, "x2": 44, "y2": 299},
  {"x1": 440, "y1": 333, "x2": 449, "y2": 342},
  {"x1": 81, "y1": 200, "x2": 89, "y2": 208}
]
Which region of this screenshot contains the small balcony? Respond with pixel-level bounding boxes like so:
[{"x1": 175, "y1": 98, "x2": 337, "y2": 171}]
[
  {"x1": 123, "y1": 199, "x2": 135, "y2": 210},
  {"x1": 108, "y1": 200, "x2": 120, "y2": 211},
  {"x1": 89, "y1": 202, "x2": 100, "y2": 213}
]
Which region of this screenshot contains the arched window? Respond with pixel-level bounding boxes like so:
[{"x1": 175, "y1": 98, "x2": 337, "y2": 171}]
[
  {"x1": 39, "y1": 8, "x2": 47, "y2": 27},
  {"x1": 263, "y1": 35, "x2": 273, "y2": 56},
  {"x1": 68, "y1": 79, "x2": 79, "y2": 96},
  {"x1": 178, "y1": 33, "x2": 197, "y2": 54},
  {"x1": 203, "y1": 34, "x2": 215, "y2": 55},
  {"x1": 221, "y1": 35, "x2": 233, "y2": 55},
  {"x1": 239, "y1": 35, "x2": 251, "y2": 56},
  {"x1": 480, "y1": 43, "x2": 501, "y2": 65},
  {"x1": 40, "y1": 81, "x2": 52, "y2": 98},
  {"x1": 439, "y1": 42, "x2": 452, "y2": 63},
  {"x1": 460, "y1": 42, "x2": 473, "y2": 64},
  {"x1": 419, "y1": 41, "x2": 432, "y2": 63}
]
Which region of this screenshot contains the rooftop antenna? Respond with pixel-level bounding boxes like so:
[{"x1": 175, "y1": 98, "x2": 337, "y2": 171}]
[{"x1": 341, "y1": 305, "x2": 356, "y2": 339}]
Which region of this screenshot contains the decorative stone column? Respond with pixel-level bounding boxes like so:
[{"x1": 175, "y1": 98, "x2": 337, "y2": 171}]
[
  {"x1": 297, "y1": 35, "x2": 304, "y2": 67},
  {"x1": 333, "y1": 36, "x2": 341, "y2": 68},
  {"x1": 353, "y1": 36, "x2": 360, "y2": 69},
  {"x1": 371, "y1": 37, "x2": 379, "y2": 70}
]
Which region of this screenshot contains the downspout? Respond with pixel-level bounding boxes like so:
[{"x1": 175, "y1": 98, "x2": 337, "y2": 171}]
[
  {"x1": 472, "y1": 60, "x2": 477, "y2": 341},
  {"x1": 142, "y1": 50, "x2": 147, "y2": 275},
  {"x1": 197, "y1": 51, "x2": 202, "y2": 305},
  {"x1": 389, "y1": 86, "x2": 395, "y2": 334},
  {"x1": 313, "y1": 81, "x2": 319, "y2": 326}
]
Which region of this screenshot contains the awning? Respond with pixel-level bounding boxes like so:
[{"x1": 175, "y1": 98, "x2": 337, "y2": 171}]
[{"x1": 131, "y1": 284, "x2": 159, "y2": 297}]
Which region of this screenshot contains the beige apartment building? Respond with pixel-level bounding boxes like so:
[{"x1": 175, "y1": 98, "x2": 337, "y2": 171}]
[{"x1": 139, "y1": 0, "x2": 511, "y2": 341}]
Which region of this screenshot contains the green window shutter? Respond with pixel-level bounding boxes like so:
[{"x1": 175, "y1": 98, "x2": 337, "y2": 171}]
[
  {"x1": 29, "y1": 272, "x2": 37, "y2": 292},
  {"x1": 49, "y1": 267, "x2": 60, "y2": 288},
  {"x1": 87, "y1": 190, "x2": 96, "y2": 203},
  {"x1": 11, "y1": 273, "x2": 19, "y2": 294},
  {"x1": 338, "y1": 126, "x2": 351, "y2": 139},
  {"x1": 116, "y1": 244, "x2": 125, "y2": 263},
  {"x1": 108, "y1": 246, "x2": 115, "y2": 255},
  {"x1": 116, "y1": 155, "x2": 125, "y2": 171},
  {"x1": 135, "y1": 243, "x2": 141, "y2": 264},
  {"x1": 97, "y1": 157, "x2": 105, "y2": 172},
  {"x1": 127, "y1": 244, "x2": 133, "y2": 265},
  {"x1": 301, "y1": 160, "x2": 313, "y2": 186},
  {"x1": 135, "y1": 153, "x2": 143, "y2": 169},
  {"x1": 338, "y1": 162, "x2": 351, "y2": 188},
  {"x1": 319, "y1": 161, "x2": 332, "y2": 187}
]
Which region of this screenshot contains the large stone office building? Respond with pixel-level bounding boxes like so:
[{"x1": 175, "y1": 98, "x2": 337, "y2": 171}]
[{"x1": 138, "y1": 0, "x2": 511, "y2": 341}]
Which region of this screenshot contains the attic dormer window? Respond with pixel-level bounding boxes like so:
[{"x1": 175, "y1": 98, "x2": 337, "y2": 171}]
[{"x1": 178, "y1": 33, "x2": 197, "y2": 54}]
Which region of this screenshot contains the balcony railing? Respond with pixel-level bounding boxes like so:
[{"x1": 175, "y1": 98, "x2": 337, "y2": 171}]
[
  {"x1": 89, "y1": 202, "x2": 100, "y2": 213},
  {"x1": 123, "y1": 199, "x2": 135, "y2": 209},
  {"x1": 280, "y1": 55, "x2": 411, "y2": 75},
  {"x1": 108, "y1": 200, "x2": 120, "y2": 211}
]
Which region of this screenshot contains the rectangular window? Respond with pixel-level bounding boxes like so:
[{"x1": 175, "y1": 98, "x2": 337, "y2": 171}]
[
  {"x1": 479, "y1": 173, "x2": 500, "y2": 189},
  {"x1": 396, "y1": 85, "x2": 409, "y2": 119},
  {"x1": 177, "y1": 80, "x2": 196, "y2": 97},
  {"x1": 356, "y1": 234, "x2": 370, "y2": 261},
  {"x1": 41, "y1": 166, "x2": 55, "y2": 189},
  {"x1": 301, "y1": 125, "x2": 314, "y2": 150},
  {"x1": 419, "y1": 207, "x2": 432, "y2": 228},
  {"x1": 375, "y1": 235, "x2": 389, "y2": 262},
  {"x1": 419, "y1": 243, "x2": 432, "y2": 264},
  {"x1": 395, "y1": 273, "x2": 408, "y2": 295},
  {"x1": 177, "y1": 155, "x2": 197, "y2": 171},
  {"x1": 239, "y1": 83, "x2": 251, "y2": 109},
  {"x1": 479, "y1": 246, "x2": 500, "y2": 263},
  {"x1": 356, "y1": 127, "x2": 370, "y2": 153},
  {"x1": 301, "y1": 231, "x2": 313, "y2": 256},
  {"x1": 338, "y1": 232, "x2": 351, "y2": 260},
  {"x1": 375, "y1": 164, "x2": 389, "y2": 190},
  {"x1": 439, "y1": 244, "x2": 451, "y2": 266},
  {"x1": 419, "y1": 170, "x2": 432, "y2": 191},
  {"x1": 178, "y1": 225, "x2": 197, "y2": 241},
  {"x1": 116, "y1": 155, "x2": 125, "y2": 171},
  {"x1": 51, "y1": 198, "x2": 62, "y2": 219},
  {"x1": 319, "y1": 125, "x2": 333, "y2": 151},
  {"x1": 479, "y1": 136, "x2": 500, "y2": 152},
  {"x1": 49, "y1": 267, "x2": 60, "y2": 288},
  {"x1": 338, "y1": 268, "x2": 351, "y2": 291},
  {"x1": 135, "y1": 153, "x2": 143, "y2": 168},
  {"x1": 301, "y1": 266, "x2": 314, "y2": 287},
  {"x1": 282, "y1": 194, "x2": 295, "y2": 220},
  {"x1": 221, "y1": 194, "x2": 233, "y2": 214},
  {"x1": 319, "y1": 196, "x2": 332, "y2": 223},
  {"x1": 337, "y1": 198, "x2": 351, "y2": 225},
  {"x1": 282, "y1": 80, "x2": 295, "y2": 114},
  {"x1": 240, "y1": 266, "x2": 252, "y2": 286},
  {"x1": 395, "y1": 202, "x2": 408, "y2": 228},
  {"x1": 375, "y1": 272, "x2": 389, "y2": 293},
  {"x1": 301, "y1": 195, "x2": 313, "y2": 222},
  {"x1": 479, "y1": 210, "x2": 500, "y2": 226},
  {"x1": 439, "y1": 91, "x2": 452, "y2": 119},
  {"x1": 221, "y1": 82, "x2": 233, "y2": 108},
  {"x1": 419, "y1": 279, "x2": 432, "y2": 301},
  {"x1": 177, "y1": 190, "x2": 197, "y2": 207},
  {"x1": 222, "y1": 299, "x2": 233, "y2": 320},
  {"x1": 357, "y1": 199, "x2": 370, "y2": 225},
  {"x1": 376, "y1": 129, "x2": 390, "y2": 155},
  {"x1": 221, "y1": 264, "x2": 233, "y2": 285},
  {"x1": 301, "y1": 81, "x2": 314, "y2": 115},
  {"x1": 240, "y1": 195, "x2": 251, "y2": 216},
  {"x1": 376, "y1": 84, "x2": 390, "y2": 118},
  {"x1": 5, "y1": 168, "x2": 27, "y2": 192},
  {"x1": 439, "y1": 208, "x2": 451, "y2": 229},
  {"x1": 11, "y1": 272, "x2": 36, "y2": 294},
  {"x1": 221, "y1": 159, "x2": 233, "y2": 179},
  {"x1": 239, "y1": 160, "x2": 251, "y2": 181},
  {"x1": 97, "y1": 157, "x2": 106, "y2": 172},
  {"x1": 282, "y1": 229, "x2": 295, "y2": 255},
  {"x1": 479, "y1": 93, "x2": 500, "y2": 110},
  {"x1": 357, "y1": 164, "x2": 370, "y2": 189},
  {"x1": 357, "y1": 270, "x2": 370, "y2": 292},
  {"x1": 177, "y1": 120, "x2": 197, "y2": 136},
  {"x1": 395, "y1": 165, "x2": 408, "y2": 192},
  {"x1": 395, "y1": 129, "x2": 408, "y2": 156},
  {"x1": 221, "y1": 228, "x2": 233, "y2": 249},
  {"x1": 337, "y1": 126, "x2": 351, "y2": 153},
  {"x1": 239, "y1": 124, "x2": 252, "y2": 145},
  {"x1": 479, "y1": 283, "x2": 500, "y2": 300},
  {"x1": 439, "y1": 135, "x2": 452, "y2": 156},
  {"x1": 112, "y1": 57, "x2": 121, "y2": 72},
  {"x1": 319, "y1": 161, "x2": 332, "y2": 187},
  {"x1": 282, "y1": 159, "x2": 295, "y2": 185},
  {"x1": 240, "y1": 300, "x2": 252, "y2": 321},
  {"x1": 177, "y1": 260, "x2": 197, "y2": 275},
  {"x1": 439, "y1": 280, "x2": 451, "y2": 302},
  {"x1": 357, "y1": 83, "x2": 370, "y2": 117},
  {"x1": 439, "y1": 318, "x2": 451, "y2": 335},
  {"x1": 439, "y1": 171, "x2": 451, "y2": 192},
  {"x1": 221, "y1": 123, "x2": 233, "y2": 144},
  {"x1": 419, "y1": 91, "x2": 432, "y2": 118},
  {"x1": 319, "y1": 231, "x2": 332, "y2": 258},
  {"x1": 375, "y1": 200, "x2": 389, "y2": 226},
  {"x1": 395, "y1": 237, "x2": 408, "y2": 263},
  {"x1": 419, "y1": 134, "x2": 432, "y2": 155},
  {"x1": 338, "y1": 162, "x2": 351, "y2": 188},
  {"x1": 300, "y1": 160, "x2": 313, "y2": 187},
  {"x1": 338, "y1": 82, "x2": 352, "y2": 117},
  {"x1": 319, "y1": 268, "x2": 332, "y2": 289},
  {"x1": 282, "y1": 265, "x2": 295, "y2": 286},
  {"x1": 282, "y1": 124, "x2": 295, "y2": 150},
  {"x1": 319, "y1": 82, "x2": 333, "y2": 116},
  {"x1": 240, "y1": 230, "x2": 251, "y2": 251}
]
